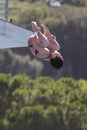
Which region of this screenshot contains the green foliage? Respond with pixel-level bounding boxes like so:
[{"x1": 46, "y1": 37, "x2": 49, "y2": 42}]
[
  {"x1": 63, "y1": 0, "x2": 87, "y2": 6},
  {"x1": 0, "y1": 0, "x2": 85, "y2": 79},
  {"x1": 0, "y1": 50, "x2": 43, "y2": 78},
  {"x1": 14, "y1": 4, "x2": 50, "y2": 28},
  {"x1": 15, "y1": 0, "x2": 87, "y2": 6},
  {"x1": 0, "y1": 73, "x2": 87, "y2": 130}
]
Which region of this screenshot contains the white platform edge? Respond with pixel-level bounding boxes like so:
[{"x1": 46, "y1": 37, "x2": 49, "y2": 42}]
[{"x1": 0, "y1": 19, "x2": 33, "y2": 49}]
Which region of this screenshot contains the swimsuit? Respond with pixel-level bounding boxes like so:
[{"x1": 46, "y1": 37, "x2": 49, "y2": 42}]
[{"x1": 29, "y1": 44, "x2": 50, "y2": 60}]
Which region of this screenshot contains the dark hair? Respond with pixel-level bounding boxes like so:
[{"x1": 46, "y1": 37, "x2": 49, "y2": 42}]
[{"x1": 50, "y1": 56, "x2": 64, "y2": 69}]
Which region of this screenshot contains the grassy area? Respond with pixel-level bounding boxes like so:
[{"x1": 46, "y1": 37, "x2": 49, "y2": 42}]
[{"x1": 8, "y1": 1, "x2": 87, "y2": 21}]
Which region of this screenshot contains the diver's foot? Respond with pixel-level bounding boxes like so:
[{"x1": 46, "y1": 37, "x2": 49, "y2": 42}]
[
  {"x1": 41, "y1": 24, "x2": 56, "y2": 39},
  {"x1": 41, "y1": 24, "x2": 51, "y2": 36},
  {"x1": 31, "y1": 21, "x2": 41, "y2": 32}
]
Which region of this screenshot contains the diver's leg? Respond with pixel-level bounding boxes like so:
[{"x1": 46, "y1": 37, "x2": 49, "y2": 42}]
[
  {"x1": 41, "y1": 24, "x2": 56, "y2": 39},
  {"x1": 37, "y1": 31, "x2": 50, "y2": 47}
]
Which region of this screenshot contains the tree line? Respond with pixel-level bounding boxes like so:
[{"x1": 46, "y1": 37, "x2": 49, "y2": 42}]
[
  {"x1": 18, "y1": 0, "x2": 87, "y2": 6},
  {"x1": 1, "y1": 0, "x2": 87, "y2": 79},
  {"x1": 8, "y1": 1, "x2": 87, "y2": 79},
  {"x1": 0, "y1": 73, "x2": 87, "y2": 130}
]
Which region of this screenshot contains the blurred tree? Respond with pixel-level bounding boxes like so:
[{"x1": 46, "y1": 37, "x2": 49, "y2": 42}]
[{"x1": 0, "y1": 74, "x2": 87, "y2": 130}]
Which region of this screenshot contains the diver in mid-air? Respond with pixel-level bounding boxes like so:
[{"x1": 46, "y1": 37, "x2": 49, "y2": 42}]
[{"x1": 28, "y1": 21, "x2": 64, "y2": 69}]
